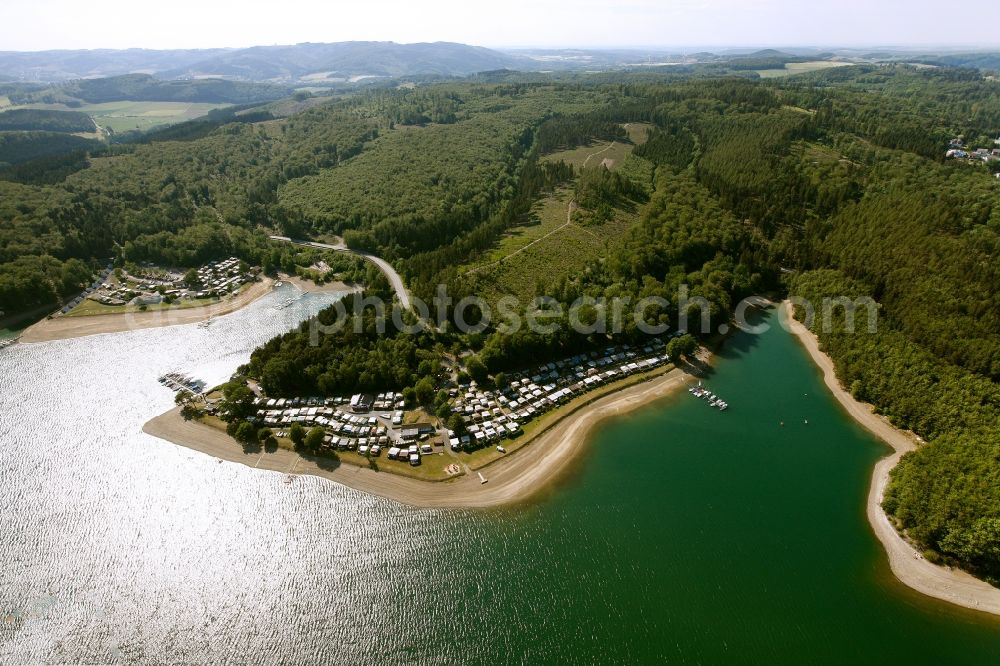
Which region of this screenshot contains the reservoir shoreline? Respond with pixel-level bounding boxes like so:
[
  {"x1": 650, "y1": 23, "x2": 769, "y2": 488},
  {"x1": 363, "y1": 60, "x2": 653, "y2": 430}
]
[
  {"x1": 781, "y1": 300, "x2": 1000, "y2": 617},
  {"x1": 143, "y1": 360, "x2": 702, "y2": 509},
  {"x1": 18, "y1": 275, "x2": 354, "y2": 344}
]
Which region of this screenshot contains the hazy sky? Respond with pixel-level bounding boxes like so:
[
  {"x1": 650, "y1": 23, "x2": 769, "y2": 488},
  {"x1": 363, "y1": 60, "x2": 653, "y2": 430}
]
[{"x1": 3, "y1": 0, "x2": 998, "y2": 51}]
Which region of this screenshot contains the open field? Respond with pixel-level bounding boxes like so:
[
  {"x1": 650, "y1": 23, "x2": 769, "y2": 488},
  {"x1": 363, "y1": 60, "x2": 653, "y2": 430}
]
[
  {"x1": 540, "y1": 122, "x2": 653, "y2": 170},
  {"x1": 463, "y1": 124, "x2": 651, "y2": 304},
  {"x1": 6, "y1": 101, "x2": 229, "y2": 133},
  {"x1": 64, "y1": 295, "x2": 223, "y2": 317},
  {"x1": 755, "y1": 61, "x2": 853, "y2": 78},
  {"x1": 461, "y1": 186, "x2": 574, "y2": 270},
  {"x1": 462, "y1": 185, "x2": 640, "y2": 305},
  {"x1": 541, "y1": 138, "x2": 631, "y2": 170}
]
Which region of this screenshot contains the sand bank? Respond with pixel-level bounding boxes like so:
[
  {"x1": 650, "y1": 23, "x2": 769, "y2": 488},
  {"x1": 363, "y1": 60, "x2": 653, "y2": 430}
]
[
  {"x1": 143, "y1": 363, "x2": 698, "y2": 509},
  {"x1": 20, "y1": 279, "x2": 275, "y2": 343},
  {"x1": 19, "y1": 269, "x2": 361, "y2": 344},
  {"x1": 782, "y1": 301, "x2": 1000, "y2": 616}
]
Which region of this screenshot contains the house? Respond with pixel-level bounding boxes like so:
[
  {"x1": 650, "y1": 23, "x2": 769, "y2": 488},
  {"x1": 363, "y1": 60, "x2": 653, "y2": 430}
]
[{"x1": 401, "y1": 427, "x2": 420, "y2": 441}]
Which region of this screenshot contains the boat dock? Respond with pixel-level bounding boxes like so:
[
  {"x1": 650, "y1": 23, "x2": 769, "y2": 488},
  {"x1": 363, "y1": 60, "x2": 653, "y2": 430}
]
[
  {"x1": 688, "y1": 383, "x2": 729, "y2": 411},
  {"x1": 159, "y1": 372, "x2": 207, "y2": 396}
]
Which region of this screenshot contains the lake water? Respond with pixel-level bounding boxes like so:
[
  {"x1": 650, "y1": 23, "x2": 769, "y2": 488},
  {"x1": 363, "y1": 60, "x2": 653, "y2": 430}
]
[{"x1": 1, "y1": 288, "x2": 998, "y2": 664}]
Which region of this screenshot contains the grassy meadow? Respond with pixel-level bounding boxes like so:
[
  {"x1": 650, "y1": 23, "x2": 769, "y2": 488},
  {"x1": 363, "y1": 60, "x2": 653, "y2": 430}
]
[
  {"x1": 754, "y1": 61, "x2": 853, "y2": 78},
  {"x1": 3, "y1": 100, "x2": 229, "y2": 133},
  {"x1": 462, "y1": 123, "x2": 653, "y2": 305}
]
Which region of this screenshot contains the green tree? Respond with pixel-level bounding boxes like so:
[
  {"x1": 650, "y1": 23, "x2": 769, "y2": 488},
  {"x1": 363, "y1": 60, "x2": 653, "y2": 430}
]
[
  {"x1": 234, "y1": 421, "x2": 258, "y2": 445},
  {"x1": 402, "y1": 387, "x2": 417, "y2": 408},
  {"x1": 257, "y1": 427, "x2": 276, "y2": 447},
  {"x1": 289, "y1": 422, "x2": 306, "y2": 447},
  {"x1": 414, "y1": 376, "x2": 435, "y2": 405},
  {"x1": 305, "y1": 426, "x2": 326, "y2": 451},
  {"x1": 446, "y1": 413, "x2": 467, "y2": 436},
  {"x1": 667, "y1": 334, "x2": 698, "y2": 361},
  {"x1": 180, "y1": 404, "x2": 202, "y2": 421},
  {"x1": 219, "y1": 381, "x2": 257, "y2": 423},
  {"x1": 465, "y1": 356, "x2": 488, "y2": 384}
]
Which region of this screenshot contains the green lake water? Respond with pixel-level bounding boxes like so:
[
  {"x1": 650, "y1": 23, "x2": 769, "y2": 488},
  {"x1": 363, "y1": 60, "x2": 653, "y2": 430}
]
[
  {"x1": 461, "y1": 311, "x2": 1000, "y2": 663},
  {"x1": 2, "y1": 294, "x2": 998, "y2": 663}
]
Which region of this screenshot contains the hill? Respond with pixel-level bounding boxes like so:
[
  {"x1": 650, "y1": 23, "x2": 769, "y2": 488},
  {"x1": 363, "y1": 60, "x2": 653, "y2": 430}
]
[
  {"x1": 0, "y1": 42, "x2": 528, "y2": 84},
  {"x1": 163, "y1": 41, "x2": 528, "y2": 81},
  {"x1": 6, "y1": 74, "x2": 290, "y2": 106},
  {"x1": 0, "y1": 48, "x2": 232, "y2": 82},
  {"x1": 0, "y1": 108, "x2": 96, "y2": 133}
]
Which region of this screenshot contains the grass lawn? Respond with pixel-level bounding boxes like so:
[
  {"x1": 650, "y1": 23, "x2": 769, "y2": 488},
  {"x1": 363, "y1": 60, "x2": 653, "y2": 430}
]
[
  {"x1": 65, "y1": 295, "x2": 222, "y2": 317},
  {"x1": 403, "y1": 407, "x2": 436, "y2": 425},
  {"x1": 755, "y1": 61, "x2": 853, "y2": 78},
  {"x1": 457, "y1": 362, "x2": 675, "y2": 470},
  {"x1": 10, "y1": 100, "x2": 229, "y2": 133},
  {"x1": 336, "y1": 448, "x2": 459, "y2": 481}
]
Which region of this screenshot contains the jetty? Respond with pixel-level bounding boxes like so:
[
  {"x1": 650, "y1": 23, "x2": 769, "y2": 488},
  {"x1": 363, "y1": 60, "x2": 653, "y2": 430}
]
[
  {"x1": 688, "y1": 383, "x2": 729, "y2": 411},
  {"x1": 159, "y1": 372, "x2": 207, "y2": 396}
]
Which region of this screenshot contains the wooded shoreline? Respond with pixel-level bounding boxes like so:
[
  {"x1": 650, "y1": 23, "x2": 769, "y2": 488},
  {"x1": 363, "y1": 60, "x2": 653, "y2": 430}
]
[{"x1": 782, "y1": 301, "x2": 1000, "y2": 617}]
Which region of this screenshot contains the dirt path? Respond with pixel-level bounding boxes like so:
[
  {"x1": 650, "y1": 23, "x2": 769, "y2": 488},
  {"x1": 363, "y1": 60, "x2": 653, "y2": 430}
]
[
  {"x1": 782, "y1": 301, "x2": 1000, "y2": 616},
  {"x1": 582, "y1": 141, "x2": 617, "y2": 168}
]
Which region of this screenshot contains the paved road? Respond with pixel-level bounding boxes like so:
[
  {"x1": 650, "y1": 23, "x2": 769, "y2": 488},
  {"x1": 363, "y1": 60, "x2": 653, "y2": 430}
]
[{"x1": 269, "y1": 236, "x2": 411, "y2": 309}]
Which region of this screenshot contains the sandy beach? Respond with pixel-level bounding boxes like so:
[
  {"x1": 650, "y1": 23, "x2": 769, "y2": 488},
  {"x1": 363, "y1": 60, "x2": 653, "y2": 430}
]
[
  {"x1": 17, "y1": 274, "x2": 358, "y2": 344},
  {"x1": 144, "y1": 363, "x2": 698, "y2": 509},
  {"x1": 782, "y1": 301, "x2": 1000, "y2": 616},
  {"x1": 19, "y1": 278, "x2": 276, "y2": 343}
]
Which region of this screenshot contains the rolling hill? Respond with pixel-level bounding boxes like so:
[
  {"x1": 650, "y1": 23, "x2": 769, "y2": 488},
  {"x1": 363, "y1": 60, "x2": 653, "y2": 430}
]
[{"x1": 0, "y1": 42, "x2": 528, "y2": 84}]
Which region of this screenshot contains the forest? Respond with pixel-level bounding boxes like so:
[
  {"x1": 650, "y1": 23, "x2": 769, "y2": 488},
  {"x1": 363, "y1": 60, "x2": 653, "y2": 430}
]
[
  {"x1": 0, "y1": 108, "x2": 96, "y2": 133},
  {"x1": 6, "y1": 74, "x2": 291, "y2": 106},
  {"x1": 0, "y1": 65, "x2": 998, "y2": 580}
]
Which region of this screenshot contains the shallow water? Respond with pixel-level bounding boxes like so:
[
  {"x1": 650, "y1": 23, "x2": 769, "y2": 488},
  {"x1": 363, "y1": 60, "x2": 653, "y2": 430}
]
[{"x1": 0, "y1": 294, "x2": 998, "y2": 664}]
